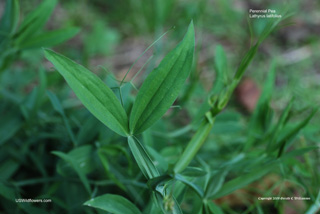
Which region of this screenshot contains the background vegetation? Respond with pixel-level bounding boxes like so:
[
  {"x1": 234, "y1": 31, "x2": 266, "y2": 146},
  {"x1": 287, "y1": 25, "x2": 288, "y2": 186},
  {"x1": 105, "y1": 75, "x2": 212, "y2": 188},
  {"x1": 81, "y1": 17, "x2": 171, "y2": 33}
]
[{"x1": 0, "y1": 0, "x2": 319, "y2": 213}]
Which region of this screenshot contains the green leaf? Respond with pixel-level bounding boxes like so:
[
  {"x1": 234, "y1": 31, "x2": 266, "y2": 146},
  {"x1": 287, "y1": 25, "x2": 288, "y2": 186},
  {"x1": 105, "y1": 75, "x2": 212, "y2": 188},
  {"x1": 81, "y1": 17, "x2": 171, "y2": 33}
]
[
  {"x1": 0, "y1": 183, "x2": 15, "y2": 200},
  {"x1": 175, "y1": 174, "x2": 204, "y2": 198},
  {"x1": 127, "y1": 136, "x2": 160, "y2": 179},
  {"x1": 204, "y1": 170, "x2": 228, "y2": 198},
  {"x1": 129, "y1": 21, "x2": 195, "y2": 134},
  {"x1": 206, "y1": 201, "x2": 224, "y2": 214},
  {"x1": 47, "y1": 91, "x2": 77, "y2": 146},
  {"x1": 56, "y1": 145, "x2": 95, "y2": 176},
  {"x1": 277, "y1": 108, "x2": 318, "y2": 157},
  {"x1": 181, "y1": 167, "x2": 207, "y2": 177},
  {"x1": 210, "y1": 161, "x2": 279, "y2": 199},
  {"x1": 234, "y1": 43, "x2": 259, "y2": 80},
  {"x1": 0, "y1": 0, "x2": 20, "y2": 35},
  {"x1": 44, "y1": 49, "x2": 129, "y2": 136},
  {"x1": 52, "y1": 151, "x2": 91, "y2": 195},
  {"x1": 98, "y1": 145, "x2": 131, "y2": 190},
  {"x1": 14, "y1": 0, "x2": 57, "y2": 44},
  {"x1": 19, "y1": 27, "x2": 80, "y2": 49},
  {"x1": 306, "y1": 190, "x2": 320, "y2": 214},
  {"x1": 280, "y1": 146, "x2": 319, "y2": 160},
  {"x1": 212, "y1": 45, "x2": 228, "y2": 94},
  {"x1": 84, "y1": 194, "x2": 141, "y2": 214},
  {"x1": 0, "y1": 110, "x2": 21, "y2": 145}
]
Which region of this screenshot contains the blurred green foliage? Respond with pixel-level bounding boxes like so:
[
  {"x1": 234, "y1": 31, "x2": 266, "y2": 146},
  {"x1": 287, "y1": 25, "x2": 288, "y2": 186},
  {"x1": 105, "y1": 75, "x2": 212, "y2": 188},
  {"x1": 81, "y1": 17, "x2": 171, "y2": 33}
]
[{"x1": 0, "y1": 0, "x2": 319, "y2": 213}]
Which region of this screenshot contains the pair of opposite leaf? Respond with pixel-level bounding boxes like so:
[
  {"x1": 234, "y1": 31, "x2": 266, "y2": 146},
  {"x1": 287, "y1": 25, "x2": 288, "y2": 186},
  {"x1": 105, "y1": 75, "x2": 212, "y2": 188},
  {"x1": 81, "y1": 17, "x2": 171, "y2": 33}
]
[{"x1": 44, "y1": 21, "x2": 195, "y2": 137}]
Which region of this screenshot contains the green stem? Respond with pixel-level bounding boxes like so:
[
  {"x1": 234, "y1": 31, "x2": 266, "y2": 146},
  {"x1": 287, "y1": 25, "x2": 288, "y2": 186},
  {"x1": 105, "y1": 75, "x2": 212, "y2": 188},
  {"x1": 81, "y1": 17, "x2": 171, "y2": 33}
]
[{"x1": 174, "y1": 120, "x2": 214, "y2": 174}]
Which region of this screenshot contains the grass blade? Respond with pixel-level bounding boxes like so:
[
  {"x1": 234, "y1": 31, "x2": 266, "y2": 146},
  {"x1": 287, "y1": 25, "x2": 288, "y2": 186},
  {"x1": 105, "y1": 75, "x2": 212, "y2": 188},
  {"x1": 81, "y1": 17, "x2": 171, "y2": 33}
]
[
  {"x1": 0, "y1": 0, "x2": 20, "y2": 36},
  {"x1": 209, "y1": 161, "x2": 279, "y2": 199},
  {"x1": 19, "y1": 27, "x2": 80, "y2": 49},
  {"x1": 84, "y1": 194, "x2": 141, "y2": 214},
  {"x1": 129, "y1": 21, "x2": 195, "y2": 134},
  {"x1": 44, "y1": 49, "x2": 129, "y2": 136},
  {"x1": 52, "y1": 151, "x2": 91, "y2": 195},
  {"x1": 14, "y1": 0, "x2": 57, "y2": 44}
]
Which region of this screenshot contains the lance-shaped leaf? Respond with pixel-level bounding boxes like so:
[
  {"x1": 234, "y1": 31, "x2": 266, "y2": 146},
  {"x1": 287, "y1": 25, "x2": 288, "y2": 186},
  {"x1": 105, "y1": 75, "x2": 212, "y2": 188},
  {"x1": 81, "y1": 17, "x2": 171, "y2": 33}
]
[
  {"x1": 84, "y1": 194, "x2": 141, "y2": 214},
  {"x1": 44, "y1": 49, "x2": 129, "y2": 136},
  {"x1": 129, "y1": 21, "x2": 195, "y2": 134},
  {"x1": 14, "y1": 0, "x2": 57, "y2": 44},
  {"x1": 127, "y1": 136, "x2": 160, "y2": 179},
  {"x1": 19, "y1": 27, "x2": 80, "y2": 49}
]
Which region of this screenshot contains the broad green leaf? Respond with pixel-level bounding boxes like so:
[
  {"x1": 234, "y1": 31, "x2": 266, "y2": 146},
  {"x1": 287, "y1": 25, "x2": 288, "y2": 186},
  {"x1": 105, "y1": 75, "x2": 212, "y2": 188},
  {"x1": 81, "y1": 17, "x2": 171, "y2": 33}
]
[
  {"x1": 84, "y1": 194, "x2": 141, "y2": 214},
  {"x1": 52, "y1": 151, "x2": 91, "y2": 195},
  {"x1": 127, "y1": 136, "x2": 160, "y2": 179},
  {"x1": 0, "y1": 0, "x2": 20, "y2": 35},
  {"x1": 44, "y1": 49, "x2": 129, "y2": 136},
  {"x1": 210, "y1": 161, "x2": 279, "y2": 199},
  {"x1": 14, "y1": 0, "x2": 57, "y2": 44},
  {"x1": 19, "y1": 27, "x2": 80, "y2": 49},
  {"x1": 129, "y1": 21, "x2": 195, "y2": 134}
]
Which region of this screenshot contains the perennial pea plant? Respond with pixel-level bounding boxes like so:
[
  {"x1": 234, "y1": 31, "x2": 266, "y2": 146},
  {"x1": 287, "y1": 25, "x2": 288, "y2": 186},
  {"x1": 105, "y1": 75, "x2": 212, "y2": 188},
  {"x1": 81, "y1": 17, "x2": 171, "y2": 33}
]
[{"x1": 44, "y1": 17, "x2": 318, "y2": 214}]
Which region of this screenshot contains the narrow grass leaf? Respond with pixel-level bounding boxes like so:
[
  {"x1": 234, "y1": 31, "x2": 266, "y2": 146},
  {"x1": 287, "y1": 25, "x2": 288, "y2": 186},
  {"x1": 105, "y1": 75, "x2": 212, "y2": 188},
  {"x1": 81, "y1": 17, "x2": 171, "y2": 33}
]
[
  {"x1": 306, "y1": 190, "x2": 320, "y2": 214},
  {"x1": 84, "y1": 194, "x2": 141, "y2": 214},
  {"x1": 0, "y1": 183, "x2": 15, "y2": 200},
  {"x1": 204, "y1": 170, "x2": 228, "y2": 198},
  {"x1": 277, "y1": 108, "x2": 318, "y2": 157},
  {"x1": 212, "y1": 45, "x2": 228, "y2": 94},
  {"x1": 14, "y1": 0, "x2": 57, "y2": 44},
  {"x1": 52, "y1": 151, "x2": 91, "y2": 195},
  {"x1": 47, "y1": 91, "x2": 77, "y2": 146},
  {"x1": 280, "y1": 146, "x2": 319, "y2": 160},
  {"x1": 0, "y1": 0, "x2": 20, "y2": 35},
  {"x1": 44, "y1": 49, "x2": 129, "y2": 136},
  {"x1": 175, "y1": 174, "x2": 204, "y2": 198},
  {"x1": 127, "y1": 136, "x2": 160, "y2": 179},
  {"x1": 129, "y1": 21, "x2": 195, "y2": 134},
  {"x1": 210, "y1": 162, "x2": 278, "y2": 199},
  {"x1": 19, "y1": 27, "x2": 80, "y2": 49},
  {"x1": 181, "y1": 167, "x2": 207, "y2": 177},
  {"x1": 207, "y1": 201, "x2": 224, "y2": 214}
]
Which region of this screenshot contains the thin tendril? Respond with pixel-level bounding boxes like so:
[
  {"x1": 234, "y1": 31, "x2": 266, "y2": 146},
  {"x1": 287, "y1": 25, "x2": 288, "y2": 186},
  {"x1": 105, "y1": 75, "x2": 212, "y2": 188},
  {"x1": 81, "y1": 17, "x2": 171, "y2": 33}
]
[{"x1": 119, "y1": 26, "x2": 175, "y2": 87}]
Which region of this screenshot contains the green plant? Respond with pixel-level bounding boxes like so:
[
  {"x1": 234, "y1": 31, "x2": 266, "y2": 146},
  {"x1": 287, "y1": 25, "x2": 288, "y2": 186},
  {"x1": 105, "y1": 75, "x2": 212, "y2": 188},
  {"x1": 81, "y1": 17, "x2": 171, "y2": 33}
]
[
  {"x1": 0, "y1": 0, "x2": 79, "y2": 72},
  {"x1": 43, "y1": 14, "x2": 319, "y2": 213}
]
